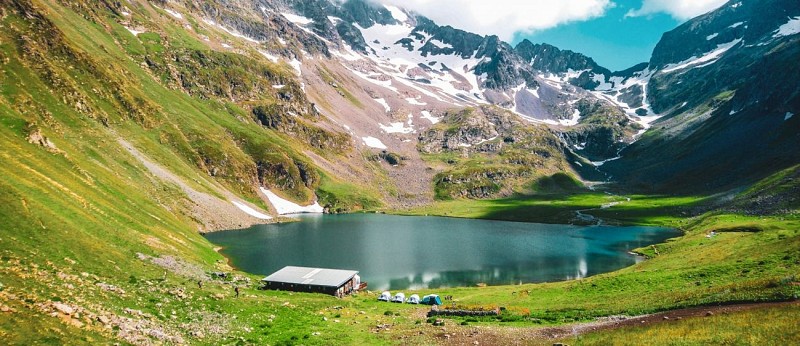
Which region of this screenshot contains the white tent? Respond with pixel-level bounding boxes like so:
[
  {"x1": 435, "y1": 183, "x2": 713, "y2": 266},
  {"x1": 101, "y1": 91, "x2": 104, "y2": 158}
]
[
  {"x1": 407, "y1": 294, "x2": 420, "y2": 304},
  {"x1": 378, "y1": 291, "x2": 391, "y2": 301},
  {"x1": 392, "y1": 292, "x2": 405, "y2": 303}
]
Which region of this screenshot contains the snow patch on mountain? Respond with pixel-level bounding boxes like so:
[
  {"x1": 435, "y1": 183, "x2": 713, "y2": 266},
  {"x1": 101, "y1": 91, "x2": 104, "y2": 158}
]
[
  {"x1": 202, "y1": 18, "x2": 260, "y2": 43},
  {"x1": 420, "y1": 111, "x2": 441, "y2": 124},
  {"x1": 347, "y1": 68, "x2": 400, "y2": 92},
  {"x1": 662, "y1": 38, "x2": 742, "y2": 73},
  {"x1": 592, "y1": 74, "x2": 614, "y2": 90},
  {"x1": 231, "y1": 201, "x2": 272, "y2": 219},
  {"x1": 260, "y1": 188, "x2": 324, "y2": 215},
  {"x1": 289, "y1": 58, "x2": 302, "y2": 76},
  {"x1": 595, "y1": 68, "x2": 656, "y2": 116},
  {"x1": 560, "y1": 109, "x2": 582, "y2": 126},
  {"x1": 428, "y1": 39, "x2": 454, "y2": 50},
  {"x1": 331, "y1": 46, "x2": 363, "y2": 61},
  {"x1": 590, "y1": 156, "x2": 622, "y2": 167},
  {"x1": 281, "y1": 12, "x2": 313, "y2": 25},
  {"x1": 350, "y1": 21, "x2": 487, "y2": 107},
  {"x1": 773, "y1": 16, "x2": 800, "y2": 38},
  {"x1": 125, "y1": 27, "x2": 144, "y2": 36},
  {"x1": 164, "y1": 8, "x2": 183, "y2": 19},
  {"x1": 405, "y1": 97, "x2": 427, "y2": 106},
  {"x1": 362, "y1": 136, "x2": 388, "y2": 149},
  {"x1": 380, "y1": 121, "x2": 414, "y2": 134},
  {"x1": 384, "y1": 4, "x2": 408, "y2": 22},
  {"x1": 374, "y1": 98, "x2": 391, "y2": 112},
  {"x1": 258, "y1": 50, "x2": 279, "y2": 63},
  {"x1": 542, "y1": 69, "x2": 589, "y2": 85}
]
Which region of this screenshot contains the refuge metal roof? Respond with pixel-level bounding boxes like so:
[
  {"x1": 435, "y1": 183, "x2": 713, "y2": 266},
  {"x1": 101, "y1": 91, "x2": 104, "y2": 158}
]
[{"x1": 262, "y1": 266, "x2": 358, "y2": 287}]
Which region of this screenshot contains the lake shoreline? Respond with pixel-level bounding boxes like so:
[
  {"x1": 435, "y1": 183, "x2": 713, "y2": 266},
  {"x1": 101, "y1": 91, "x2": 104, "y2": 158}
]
[{"x1": 206, "y1": 214, "x2": 679, "y2": 290}]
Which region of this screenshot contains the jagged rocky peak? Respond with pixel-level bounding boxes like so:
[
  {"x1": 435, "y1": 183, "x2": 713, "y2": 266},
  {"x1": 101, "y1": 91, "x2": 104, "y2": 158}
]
[
  {"x1": 515, "y1": 40, "x2": 609, "y2": 77},
  {"x1": 280, "y1": 0, "x2": 402, "y2": 52},
  {"x1": 411, "y1": 16, "x2": 484, "y2": 58}
]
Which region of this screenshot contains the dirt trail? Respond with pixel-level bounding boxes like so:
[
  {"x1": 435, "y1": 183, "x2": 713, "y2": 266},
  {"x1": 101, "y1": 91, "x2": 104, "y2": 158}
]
[
  {"x1": 427, "y1": 300, "x2": 799, "y2": 345},
  {"x1": 116, "y1": 138, "x2": 273, "y2": 232}
]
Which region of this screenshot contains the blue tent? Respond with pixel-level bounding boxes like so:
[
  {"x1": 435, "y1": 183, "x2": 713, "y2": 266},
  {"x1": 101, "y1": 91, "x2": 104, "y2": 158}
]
[{"x1": 421, "y1": 294, "x2": 442, "y2": 305}]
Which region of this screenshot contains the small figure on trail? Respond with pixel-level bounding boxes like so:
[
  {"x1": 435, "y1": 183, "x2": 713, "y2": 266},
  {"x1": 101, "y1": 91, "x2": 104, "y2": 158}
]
[
  {"x1": 234, "y1": 286, "x2": 240, "y2": 298},
  {"x1": 197, "y1": 280, "x2": 202, "y2": 289}
]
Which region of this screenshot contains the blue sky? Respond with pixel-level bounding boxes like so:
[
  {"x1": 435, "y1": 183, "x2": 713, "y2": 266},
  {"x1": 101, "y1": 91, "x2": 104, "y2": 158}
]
[{"x1": 511, "y1": 0, "x2": 680, "y2": 71}]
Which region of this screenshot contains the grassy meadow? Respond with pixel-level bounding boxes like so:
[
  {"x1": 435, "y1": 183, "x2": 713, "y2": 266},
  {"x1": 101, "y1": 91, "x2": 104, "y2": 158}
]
[{"x1": 561, "y1": 302, "x2": 800, "y2": 345}]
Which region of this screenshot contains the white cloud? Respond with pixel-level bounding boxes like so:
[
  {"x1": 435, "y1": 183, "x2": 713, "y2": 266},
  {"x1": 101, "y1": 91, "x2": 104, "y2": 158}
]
[
  {"x1": 380, "y1": 0, "x2": 614, "y2": 41},
  {"x1": 625, "y1": 0, "x2": 727, "y2": 20}
]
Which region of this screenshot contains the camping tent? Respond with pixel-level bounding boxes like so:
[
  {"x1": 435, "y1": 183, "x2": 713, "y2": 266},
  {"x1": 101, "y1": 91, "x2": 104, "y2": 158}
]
[
  {"x1": 392, "y1": 292, "x2": 405, "y2": 303},
  {"x1": 407, "y1": 294, "x2": 420, "y2": 304},
  {"x1": 378, "y1": 291, "x2": 391, "y2": 302},
  {"x1": 421, "y1": 294, "x2": 442, "y2": 305}
]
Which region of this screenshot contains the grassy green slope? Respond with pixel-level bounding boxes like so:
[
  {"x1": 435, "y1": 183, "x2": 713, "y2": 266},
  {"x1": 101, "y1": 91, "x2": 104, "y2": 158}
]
[
  {"x1": 560, "y1": 302, "x2": 800, "y2": 345},
  {"x1": 402, "y1": 192, "x2": 706, "y2": 226},
  {"x1": 0, "y1": 1, "x2": 383, "y2": 344}
]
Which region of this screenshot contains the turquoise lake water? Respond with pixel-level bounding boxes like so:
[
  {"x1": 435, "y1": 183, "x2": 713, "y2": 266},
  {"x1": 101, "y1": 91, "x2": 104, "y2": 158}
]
[{"x1": 205, "y1": 214, "x2": 679, "y2": 290}]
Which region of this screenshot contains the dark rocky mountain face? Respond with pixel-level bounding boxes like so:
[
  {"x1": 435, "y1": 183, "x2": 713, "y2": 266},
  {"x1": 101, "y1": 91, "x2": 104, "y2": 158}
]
[
  {"x1": 412, "y1": 16, "x2": 484, "y2": 58},
  {"x1": 514, "y1": 40, "x2": 612, "y2": 90},
  {"x1": 646, "y1": 0, "x2": 800, "y2": 116},
  {"x1": 605, "y1": 0, "x2": 800, "y2": 193},
  {"x1": 254, "y1": 0, "x2": 401, "y2": 52},
  {"x1": 473, "y1": 37, "x2": 538, "y2": 90}
]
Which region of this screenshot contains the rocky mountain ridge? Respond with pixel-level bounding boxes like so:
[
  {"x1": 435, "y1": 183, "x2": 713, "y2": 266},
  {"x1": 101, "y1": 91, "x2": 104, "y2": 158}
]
[
  {"x1": 272, "y1": 0, "x2": 645, "y2": 128},
  {"x1": 605, "y1": 0, "x2": 800, "y2": 192}
]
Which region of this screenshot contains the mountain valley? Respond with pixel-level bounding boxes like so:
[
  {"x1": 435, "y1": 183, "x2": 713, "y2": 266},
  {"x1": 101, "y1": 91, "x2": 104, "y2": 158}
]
[{"x1": 0, "y1": 0, "x2": 798, "y2": 344}]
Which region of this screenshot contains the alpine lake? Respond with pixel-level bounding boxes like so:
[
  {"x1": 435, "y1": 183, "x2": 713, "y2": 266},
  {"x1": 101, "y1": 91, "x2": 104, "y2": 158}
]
[{"x1": 205, "y1": 214, "x2": 679, "y2": 290}]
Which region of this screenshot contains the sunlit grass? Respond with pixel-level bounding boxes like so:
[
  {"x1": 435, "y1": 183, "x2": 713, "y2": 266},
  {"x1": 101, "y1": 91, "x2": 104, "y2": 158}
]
[
  {"x1": 400, "y1": 193, "x2": 708, "y2": 226},
  {"x1": 561, "y1": 303, "x2": 800, "y2": 345}
]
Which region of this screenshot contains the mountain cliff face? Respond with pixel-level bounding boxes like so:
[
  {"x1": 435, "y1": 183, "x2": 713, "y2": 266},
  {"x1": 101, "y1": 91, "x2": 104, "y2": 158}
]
[{"x1": 605, "y1": 0, "x2": 800, "y2": 192}]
